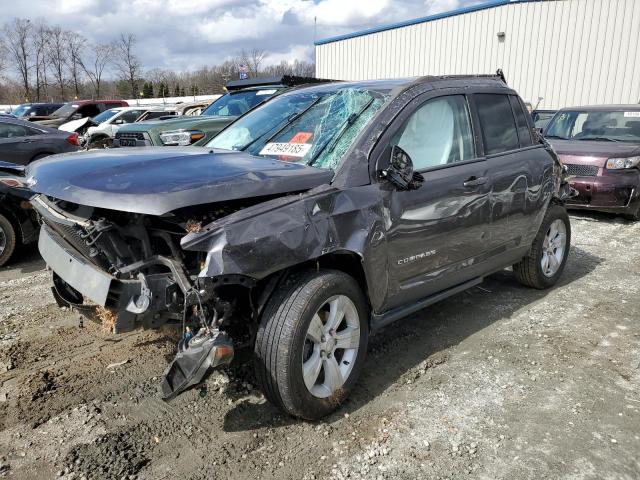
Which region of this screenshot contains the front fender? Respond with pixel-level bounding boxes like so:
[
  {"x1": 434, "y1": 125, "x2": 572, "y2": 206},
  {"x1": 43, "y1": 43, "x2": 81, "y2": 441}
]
[{"x1": 181, "y1": 184, "x2": 389, "y2": 310}]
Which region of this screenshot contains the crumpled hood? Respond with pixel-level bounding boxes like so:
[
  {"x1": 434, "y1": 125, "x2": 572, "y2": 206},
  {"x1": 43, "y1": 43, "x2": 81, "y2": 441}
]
[{"x1": 26, "y1": 147, "x2": 333, "y2": 215}]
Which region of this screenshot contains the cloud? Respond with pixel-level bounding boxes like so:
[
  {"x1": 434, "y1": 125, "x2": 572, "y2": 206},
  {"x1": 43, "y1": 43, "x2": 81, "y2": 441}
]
[{"x1": 0, "y1": 0, "x2": 480, "y2": 74}]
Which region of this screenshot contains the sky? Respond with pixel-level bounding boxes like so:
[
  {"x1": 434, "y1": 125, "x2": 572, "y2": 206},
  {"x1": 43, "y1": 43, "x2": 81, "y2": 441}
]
[{"x1": 0, "y1": 0, "x2": 482, "y2": 72}]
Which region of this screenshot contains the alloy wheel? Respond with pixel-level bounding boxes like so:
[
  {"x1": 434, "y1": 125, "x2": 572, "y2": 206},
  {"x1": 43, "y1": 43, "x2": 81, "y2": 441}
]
[
  {"x1": 302, "y1": 295, "x2": 361, "y2": 398},
  {"x1": 541, "y1": 219, "x2": 567, "y2": 277}
]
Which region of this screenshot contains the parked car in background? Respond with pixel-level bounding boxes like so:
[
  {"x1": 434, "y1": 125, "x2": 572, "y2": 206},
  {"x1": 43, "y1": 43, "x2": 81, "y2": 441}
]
[
  {"x1": 0, "y1": 162, "x2": 38, "y2": 267},
  {"x1": 12, "y1": 103, "x2": 65, "y2": 121},
  {"x1": 0, "y1": 117, "x2": 80, "y2": 165},
  {"x1": 544, "y1": 105, "x2": 640, "y2": 220},
  {"x1": 531, "y1": 109, "x2": 556, "y2": 131},
  {"x1": 174, "y1": 100, "x2": 214, "y2": 116},
  {"x1": 62, "y1": 106, "x2": 173, "y2": 148},
  {"x1": 113, "y1": 76, "x2": 329, "y2": 147},
  {"x1": 28, "y1": 74, "x2": 573, "y2": 419},
  {"x1": 32, "y1": 100, "x2": 129, "y2": 128}
]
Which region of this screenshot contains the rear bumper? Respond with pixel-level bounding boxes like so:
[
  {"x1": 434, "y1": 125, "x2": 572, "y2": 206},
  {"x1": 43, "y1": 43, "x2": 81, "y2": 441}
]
[{"x1": 566, "y1": 171, "x2": 640, "y2": 214}]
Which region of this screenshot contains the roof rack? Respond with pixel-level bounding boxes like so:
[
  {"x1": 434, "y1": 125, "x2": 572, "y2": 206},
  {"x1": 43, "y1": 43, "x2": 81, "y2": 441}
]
[{"x1": 226, "y1": 75, "x2": 334, "y2": 91}]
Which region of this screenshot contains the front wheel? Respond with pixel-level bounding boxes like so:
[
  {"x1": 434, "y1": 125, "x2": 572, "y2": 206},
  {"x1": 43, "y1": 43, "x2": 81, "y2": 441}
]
[
  {"x1": 513, "y1": 204, "x2": 571, "y2": 289},
  {"x1": 254, "y1": 269, "x2": 369, "y2": 420},
  {"x1": 0, "y1": 213, "x2": 17, "y2": 267}
]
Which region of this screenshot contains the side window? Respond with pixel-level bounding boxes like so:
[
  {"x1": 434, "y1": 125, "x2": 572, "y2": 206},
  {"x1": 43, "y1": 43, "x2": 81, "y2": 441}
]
[
  {"x1": 120, "y1": 110, "x2": 144, "y2": 123},
  {"x1": 0, "y1": 123, "x2": 28, "y2": 139},
  {"x1": 509, "y1": 96, "x2": 533, "y2": 147},
  {"x1": 475, "y1": 94, "x2": 519, "y2": 155},
  {"x1": 393, "y1": 95, "x2": 475, "y2": 171},
  {"x1": 78, "y1": 105, "x2": 100, "y2": 118}
]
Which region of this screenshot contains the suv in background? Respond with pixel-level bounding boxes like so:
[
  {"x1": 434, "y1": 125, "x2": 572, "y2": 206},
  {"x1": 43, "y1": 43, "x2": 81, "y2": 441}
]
[
  {"x1": 113, "y1": 76, "x2": 330, "y2": 147},
  {"x1": 12, "y1": 103, "x2": 64, "y2": 121},
  {"x1": 32, "y1": 100, "x2": 129, "y2": 128},
  {"x1": 531, "y1": 109, "x2": 556, "y2": 131},
  {"x1": 544, "y1": 104, "x2": 640, "y2": 220},
  {"x1": 29, "y1": 75, "x2": 573, "y2": 420},
  {"x1": 81, "y1": 107, "x2": 175, "y2": 148}
]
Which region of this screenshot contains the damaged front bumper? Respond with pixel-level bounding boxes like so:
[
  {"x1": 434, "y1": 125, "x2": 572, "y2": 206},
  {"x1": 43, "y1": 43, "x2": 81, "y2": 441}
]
[{"x1": 39, "y1": 225, "x2": 144, "y2": 311}]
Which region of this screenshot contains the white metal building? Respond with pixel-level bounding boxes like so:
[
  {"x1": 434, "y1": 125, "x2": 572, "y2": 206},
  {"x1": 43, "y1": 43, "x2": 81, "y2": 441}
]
[{"x1": 315, "y1": 0, "x2": 640, "y2": 109}]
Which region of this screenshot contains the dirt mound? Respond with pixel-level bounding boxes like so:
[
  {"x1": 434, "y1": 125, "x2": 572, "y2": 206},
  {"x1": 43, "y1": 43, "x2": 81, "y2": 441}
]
[{"x1": 63, "y1": 427, "x2": 151, "y2": 479}]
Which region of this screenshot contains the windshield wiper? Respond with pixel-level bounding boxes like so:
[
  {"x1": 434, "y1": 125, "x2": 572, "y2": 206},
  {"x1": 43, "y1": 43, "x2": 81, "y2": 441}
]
[
  {"x1": 577, "y1": 136, "x2": 619, "y2": 142},
  {"x1": 240, "y1": 96, "x2": 322, "y2": 152},
  {"x1": 544, "y1": 135, "x2": 568, "y2": 140},
  {"x1": 307, "y1": 97, "x2": 375, "y2": 166}
]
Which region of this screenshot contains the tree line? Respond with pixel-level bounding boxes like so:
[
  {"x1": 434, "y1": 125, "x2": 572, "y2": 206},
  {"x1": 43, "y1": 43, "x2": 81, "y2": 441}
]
[{"x1": 0, "y1": 18, "x2": 315, "y2": 105}]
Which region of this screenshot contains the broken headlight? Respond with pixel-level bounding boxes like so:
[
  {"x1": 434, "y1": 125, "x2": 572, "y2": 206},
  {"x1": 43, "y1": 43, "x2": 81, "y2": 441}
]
[
  {"x1": 606, "y1": 156, "x2": 640, "y2": 170},
  {"x1": 159, "y1": 130, "x2": 205, "y2": 146}
]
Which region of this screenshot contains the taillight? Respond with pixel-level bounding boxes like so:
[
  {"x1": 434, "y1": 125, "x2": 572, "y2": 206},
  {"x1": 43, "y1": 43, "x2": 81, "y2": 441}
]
[{"x1": 66, "y1": 132, "x2": 80, "y2": 146}]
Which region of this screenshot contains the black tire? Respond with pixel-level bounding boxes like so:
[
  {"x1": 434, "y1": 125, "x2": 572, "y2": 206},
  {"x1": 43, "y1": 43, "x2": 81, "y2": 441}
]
[
  {"x1": 0, "y1": 213, "x2": 17, "y2": 267},
  {"x1": 513, "y1": 204, "x2": 571, "y2": 289},
  {"x1": 254, "y1": 269, "x2": 369, "y2": 420}
]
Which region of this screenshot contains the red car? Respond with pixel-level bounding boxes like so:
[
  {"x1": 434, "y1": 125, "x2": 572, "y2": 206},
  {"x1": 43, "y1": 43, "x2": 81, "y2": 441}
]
[{"x1": 545, "y1": 105, "x2": 640, "y2": 220}]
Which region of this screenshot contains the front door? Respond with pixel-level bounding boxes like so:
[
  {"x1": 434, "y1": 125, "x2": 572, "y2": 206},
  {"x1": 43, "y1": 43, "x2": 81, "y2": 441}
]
[
  {"x1": 380, "y1": 93, "x2": 493, "y2": 310},
  {"x1": 0, "y1": 122, "x2": 33, "y2": 165}
]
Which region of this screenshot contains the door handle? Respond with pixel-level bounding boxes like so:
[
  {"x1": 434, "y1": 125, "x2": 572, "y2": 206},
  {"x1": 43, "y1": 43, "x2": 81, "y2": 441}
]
[
  {"x1": 463, "y1": 176, "x2": 487, "y2": 187},
  {"x1": 22, "y1": 138, "x2": 35, "y2": 143}
]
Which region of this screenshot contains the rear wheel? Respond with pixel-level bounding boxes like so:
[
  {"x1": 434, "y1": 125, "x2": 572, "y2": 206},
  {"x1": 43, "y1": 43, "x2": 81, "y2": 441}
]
[
  {"x1": 254, "y1": 269, "x2": 369, "y2": 420},
  {"x1": 513, "y1": 204, "x2": 571, "y2": 289},
  {"x1": 0, "y1": 213, "x2": 17, "y2": 267}
]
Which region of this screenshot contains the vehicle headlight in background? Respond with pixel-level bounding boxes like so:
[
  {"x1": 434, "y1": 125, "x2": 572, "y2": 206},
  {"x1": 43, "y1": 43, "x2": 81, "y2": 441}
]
[
  {"x1": 606, "y1": 156, "x2": 640, "y2": 170},
  {"x1": 159, "y1": 130, "x2": 205, "y2": 146}
]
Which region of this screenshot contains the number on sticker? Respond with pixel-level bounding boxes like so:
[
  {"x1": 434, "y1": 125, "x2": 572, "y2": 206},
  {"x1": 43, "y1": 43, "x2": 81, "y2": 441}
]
[{"x1": 259, "y1": 142, "x2": 313, "y2": 158}]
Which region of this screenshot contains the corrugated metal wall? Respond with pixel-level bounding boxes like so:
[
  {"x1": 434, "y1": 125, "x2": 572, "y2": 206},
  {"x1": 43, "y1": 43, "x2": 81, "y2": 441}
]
[{"x1": 315, "y1": 0, "x2": 640, "y2": 109}]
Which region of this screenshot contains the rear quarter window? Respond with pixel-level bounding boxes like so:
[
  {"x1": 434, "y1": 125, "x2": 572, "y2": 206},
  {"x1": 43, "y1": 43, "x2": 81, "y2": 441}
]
[
  {"x1": 509, "y1": 96, "x2": 534, "y2": 147},
  {"x1": 475, "y1": 94, "x2": 520, "y2": 155}
]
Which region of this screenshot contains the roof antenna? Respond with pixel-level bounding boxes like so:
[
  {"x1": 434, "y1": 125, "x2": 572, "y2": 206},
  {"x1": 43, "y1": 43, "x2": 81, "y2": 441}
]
[{"x1": 496, "y1": 69, "x2": 507, "y2": 84}]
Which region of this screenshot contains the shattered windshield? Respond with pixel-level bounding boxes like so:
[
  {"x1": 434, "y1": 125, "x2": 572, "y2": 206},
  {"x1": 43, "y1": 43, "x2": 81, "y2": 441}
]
[{"x1": 207, "y1": 87, "x2": 388, "y2": 170}]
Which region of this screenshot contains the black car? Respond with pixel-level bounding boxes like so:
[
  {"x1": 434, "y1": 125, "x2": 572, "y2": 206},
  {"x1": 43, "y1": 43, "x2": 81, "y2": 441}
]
[
  {"x1": 12, "y1": 103, "x2": 65, "y2": 121},
  {"x1": 28, "y1": 75, "x2": 573, "y2": 419},
  {"x1": 0, "y1": 117, "x2": 81, "y2": 165},
  {"x1": 0, "y1": 162, "x2": 39, "y2": 267}
]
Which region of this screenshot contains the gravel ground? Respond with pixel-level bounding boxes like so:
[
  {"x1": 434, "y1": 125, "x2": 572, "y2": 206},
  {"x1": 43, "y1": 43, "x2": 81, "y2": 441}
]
[{"x1": 0, "y1": 211, "x2": 638, "y2": 480}]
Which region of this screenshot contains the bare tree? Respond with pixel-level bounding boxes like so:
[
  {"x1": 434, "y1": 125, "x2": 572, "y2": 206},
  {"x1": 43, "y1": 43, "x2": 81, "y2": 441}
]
[
  {"x1": 66, "y1": 31, "x2": 85, "y2": 99},
  {"x1": 115, "y1": 33, "x2": 141, "y2": 98},
  {"x1": 80, "y1": 43, "x2": 113, "y2": 98},
  {"x1": 2, "y1": 18, "x2": 32, "y2": 100},
  {"x1": 33, "y1": 21, "x2": 51, "y2": 101},
  {"x1": 240, "y1": 48, "x2": 267, "y2": 77},
  {"x1": 47, "y1": 26, "x2": 67, "y2": 100}
]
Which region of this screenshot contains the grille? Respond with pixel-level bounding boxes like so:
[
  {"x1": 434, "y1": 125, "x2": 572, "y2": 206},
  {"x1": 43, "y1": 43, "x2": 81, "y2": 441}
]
[
  {"x1": 42, "y1": 221, "x2": 109, "y2": 269},
  {"x1": 565, "y1": 164, "x2": 598, "y2": 177},
  {"x1": 116, "y1": 132, "x2": 145, "y2": 140}
]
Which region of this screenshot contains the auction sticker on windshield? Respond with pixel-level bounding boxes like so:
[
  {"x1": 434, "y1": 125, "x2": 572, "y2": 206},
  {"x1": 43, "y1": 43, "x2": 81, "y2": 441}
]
[
  {"x1": 260, "y1": 142, "x2": 312, "y2": 157},
  {"x1": 624, "y1": 112, "x2": 640, "y2": 118}
]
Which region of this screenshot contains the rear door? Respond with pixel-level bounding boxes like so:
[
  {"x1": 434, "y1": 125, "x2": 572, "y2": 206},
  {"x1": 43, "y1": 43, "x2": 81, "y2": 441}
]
[
  {"x1": 0, "y1": 122, "x2": 35, "y2": 165},
  {"x1": 472, "y1": 92, "x2": 549, "y2": 254},
  {"x1": 379, "y1": 91, "x2": 494, "y2": 309}
]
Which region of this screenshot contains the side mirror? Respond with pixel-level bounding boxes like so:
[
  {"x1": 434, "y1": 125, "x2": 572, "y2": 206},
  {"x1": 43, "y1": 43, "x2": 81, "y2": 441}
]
[
  {"x1": 382, "y1": 145, "x2": 423, "y2": 191},
  {"x1": 71, "y1": 113, "x2": 82, "y2": 120},
  {"x1": 114, "y1": 118, "x2": 125, "y2": 124}
]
